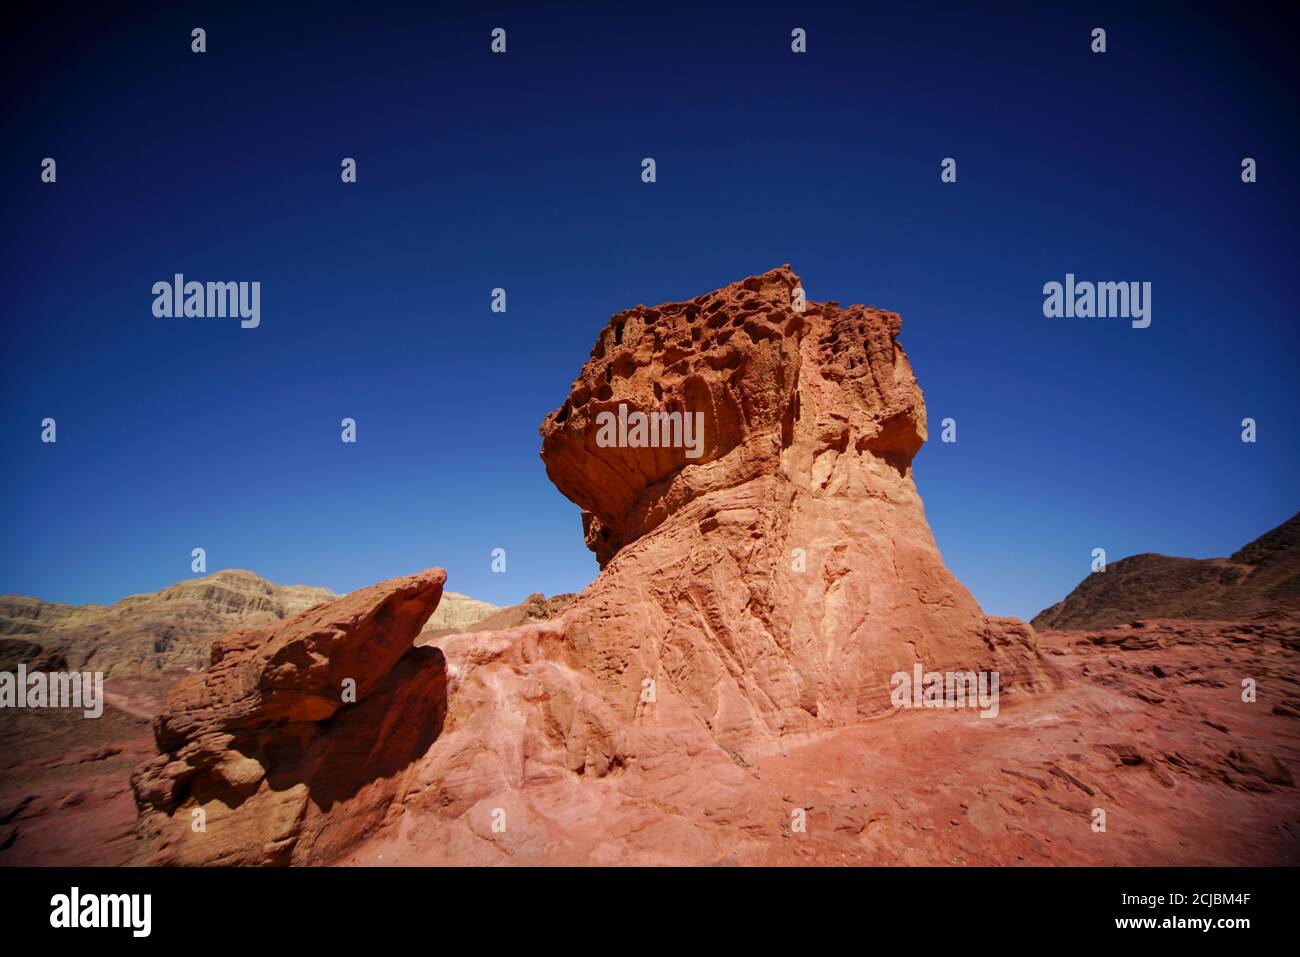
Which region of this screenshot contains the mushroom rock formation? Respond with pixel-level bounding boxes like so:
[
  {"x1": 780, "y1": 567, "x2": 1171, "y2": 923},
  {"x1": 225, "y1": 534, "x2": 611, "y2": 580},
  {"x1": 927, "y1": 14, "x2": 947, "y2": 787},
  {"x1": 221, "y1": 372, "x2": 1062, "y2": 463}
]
[
  {"x1": 132, "y1": 267, "x2": 1056, "y2": 865},
  {"x1": 538, "y1": 265, "x2": 1055, "y2": 753}
]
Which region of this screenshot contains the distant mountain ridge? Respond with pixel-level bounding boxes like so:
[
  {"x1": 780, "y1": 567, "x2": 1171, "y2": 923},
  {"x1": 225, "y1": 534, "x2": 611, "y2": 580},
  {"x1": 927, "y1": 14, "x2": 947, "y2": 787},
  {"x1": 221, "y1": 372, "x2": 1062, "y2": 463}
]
[
  {"x1": 1032, "y1": 512, "x2": 1300, "y2": 631},
  {"x1": 0, "y1": 570, "x2": 501, "y2": 678}
]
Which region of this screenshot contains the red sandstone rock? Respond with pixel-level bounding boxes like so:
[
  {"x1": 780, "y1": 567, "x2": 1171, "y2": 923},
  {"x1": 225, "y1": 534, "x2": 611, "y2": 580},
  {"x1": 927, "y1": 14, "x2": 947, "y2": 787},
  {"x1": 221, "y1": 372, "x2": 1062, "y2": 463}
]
[
  {"x1": 534, "y1": 266, "x2": 1056, "y2": 755},
  {"x1": 131, "y1": 569, "x2": 448, "y2": 865}
]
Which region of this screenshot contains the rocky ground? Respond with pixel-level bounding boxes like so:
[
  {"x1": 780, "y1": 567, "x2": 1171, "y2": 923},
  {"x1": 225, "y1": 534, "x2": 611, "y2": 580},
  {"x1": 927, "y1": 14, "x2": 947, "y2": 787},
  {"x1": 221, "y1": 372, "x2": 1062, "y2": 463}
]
[
  {"x1": 338, "y1": 611, "x2": 1300, "y2": 866},
  {"x1": 5, "y1": 608, "x2": 1295, "y2": 866},
  {"x1": 0, "y1": 686, "x2": 153, "y2": 865}
]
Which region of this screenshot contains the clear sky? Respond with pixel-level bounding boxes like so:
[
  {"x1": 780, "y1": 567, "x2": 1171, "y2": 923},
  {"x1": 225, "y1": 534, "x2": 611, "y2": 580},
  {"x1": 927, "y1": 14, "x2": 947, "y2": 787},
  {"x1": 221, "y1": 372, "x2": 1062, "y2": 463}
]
[{"x1": 2, "y1": 1, "x2": 1296, "y2": 618}]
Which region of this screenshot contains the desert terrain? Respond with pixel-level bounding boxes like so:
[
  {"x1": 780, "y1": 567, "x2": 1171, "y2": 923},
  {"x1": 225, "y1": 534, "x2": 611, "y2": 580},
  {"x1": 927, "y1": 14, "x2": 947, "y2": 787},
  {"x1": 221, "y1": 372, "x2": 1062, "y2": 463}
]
[{"x1": 2, "y1": 268, "x2": 1296, "y2": 866}]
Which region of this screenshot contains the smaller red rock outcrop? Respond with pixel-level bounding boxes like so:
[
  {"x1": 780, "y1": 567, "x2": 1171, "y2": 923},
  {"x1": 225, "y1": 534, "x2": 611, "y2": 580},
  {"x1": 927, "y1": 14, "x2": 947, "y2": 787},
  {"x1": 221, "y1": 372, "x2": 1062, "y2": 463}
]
[{"x1": 131, "y1": 569, "x2": 448, "y2": 865}]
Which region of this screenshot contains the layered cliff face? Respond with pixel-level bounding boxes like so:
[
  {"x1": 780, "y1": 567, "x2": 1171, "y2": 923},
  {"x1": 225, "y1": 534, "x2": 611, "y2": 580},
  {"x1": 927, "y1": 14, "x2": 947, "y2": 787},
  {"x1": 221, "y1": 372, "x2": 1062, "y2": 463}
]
[
  {"x1": 130, "y1": 267, "x2": 1059, "y2": 865},
  {"x1": 0, "y1": 571, "x2": 335, "y2": 678},
  {"x1": 0, "y1": 571, "x2": 500, "y2": 681}
]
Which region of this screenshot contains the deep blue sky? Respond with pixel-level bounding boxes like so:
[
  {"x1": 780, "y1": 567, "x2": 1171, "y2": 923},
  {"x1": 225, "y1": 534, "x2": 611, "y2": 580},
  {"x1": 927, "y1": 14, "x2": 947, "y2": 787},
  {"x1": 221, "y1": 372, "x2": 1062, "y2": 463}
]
[{"x1": 2, "y1": 1, "x2": 1296, "y2": 618}]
